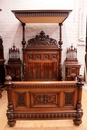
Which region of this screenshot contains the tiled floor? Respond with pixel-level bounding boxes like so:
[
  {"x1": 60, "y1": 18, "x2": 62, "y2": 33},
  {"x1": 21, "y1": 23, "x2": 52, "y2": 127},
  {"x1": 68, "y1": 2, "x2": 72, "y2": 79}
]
[{"x1": 0, "y1": 86, "x2": 87, "y2": 130}]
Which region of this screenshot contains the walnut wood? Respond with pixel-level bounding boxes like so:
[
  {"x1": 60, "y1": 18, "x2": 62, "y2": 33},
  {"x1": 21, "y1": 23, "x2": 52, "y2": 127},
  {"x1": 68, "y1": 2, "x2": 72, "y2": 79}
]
[{"x1": 5, "y1": 75, "x2": 84, "y2": 127}]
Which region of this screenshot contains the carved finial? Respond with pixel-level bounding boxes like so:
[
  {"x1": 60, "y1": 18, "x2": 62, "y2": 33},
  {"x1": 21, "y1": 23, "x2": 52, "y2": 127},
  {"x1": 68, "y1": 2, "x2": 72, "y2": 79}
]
[
  {"x1": 77, "y1": 75, "x2": 83, "y2": 82},
  {"x1": 5, "y1": 75, "x2": 12, "y2": 85},
  {"x1": 77, "y1": 75, "x2": 84, "y2": 85}
]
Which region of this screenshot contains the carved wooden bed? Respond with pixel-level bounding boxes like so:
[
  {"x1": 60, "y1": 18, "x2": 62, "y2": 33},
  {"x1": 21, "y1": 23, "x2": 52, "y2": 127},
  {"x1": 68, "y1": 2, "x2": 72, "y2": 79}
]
[{"x1": 5, "y1": 10, "x2": 84, "y2": 127}]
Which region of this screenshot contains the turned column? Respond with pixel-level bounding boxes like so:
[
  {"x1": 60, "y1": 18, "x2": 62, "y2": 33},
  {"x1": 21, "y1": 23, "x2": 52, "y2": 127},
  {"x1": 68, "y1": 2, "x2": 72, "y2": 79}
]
[
  {"x1": 58, "y1": 23, "x2": 63, "y2": 81},
  {"x1": 5, "y1": 75, "x2": 16, "y2": 127},
  {"x1": 73, "y1": 75, "x2": 84, "y2": 126},
  {"x1": 21, "y1": 23, "x2": 26, "y2": 79}
]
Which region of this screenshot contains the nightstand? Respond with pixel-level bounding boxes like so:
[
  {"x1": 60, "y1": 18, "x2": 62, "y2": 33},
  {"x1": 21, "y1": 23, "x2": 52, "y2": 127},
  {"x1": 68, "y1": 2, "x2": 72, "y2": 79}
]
[
  {"x1": 5, "y1": 45, "x2": 22, "y2": 81},
  {"x1": 65, "y1": 45, "x2": 81, "y2": 80}
]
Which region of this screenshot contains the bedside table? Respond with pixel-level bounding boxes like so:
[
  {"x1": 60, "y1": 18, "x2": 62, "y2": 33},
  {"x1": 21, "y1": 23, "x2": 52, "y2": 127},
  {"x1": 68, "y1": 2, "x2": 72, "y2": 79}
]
[
  {"x1": 65, "y1": 62, "x2": 81, "y2": 80},
  {"x1": 65, "y1": 45, "x2": 81, "y2": 81},
  {"x1": 5, "y1": 45, "x2": 22, "y2": 81}
]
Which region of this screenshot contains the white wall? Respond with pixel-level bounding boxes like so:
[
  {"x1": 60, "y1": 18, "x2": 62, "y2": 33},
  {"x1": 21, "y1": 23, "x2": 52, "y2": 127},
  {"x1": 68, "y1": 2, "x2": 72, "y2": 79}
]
[{"x1": 0, "y1": 0, "x2": 86, "y2": 79}]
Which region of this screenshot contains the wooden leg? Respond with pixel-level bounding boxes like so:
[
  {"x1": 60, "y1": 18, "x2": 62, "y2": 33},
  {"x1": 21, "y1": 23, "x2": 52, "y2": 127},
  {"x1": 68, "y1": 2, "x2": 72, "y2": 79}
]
[
  {"x1": 8, "y1": 120, "x2": 16, "y2": 127},
  {"x1": 73, "y1": 118, "x2": 82, "y2": 126}
]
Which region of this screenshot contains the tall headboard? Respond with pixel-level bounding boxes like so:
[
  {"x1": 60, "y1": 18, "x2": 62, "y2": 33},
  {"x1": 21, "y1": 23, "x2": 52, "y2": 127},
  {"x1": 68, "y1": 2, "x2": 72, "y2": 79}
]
[{"x1": 23, "y1": 31, "x2": 60, "y2": 81}]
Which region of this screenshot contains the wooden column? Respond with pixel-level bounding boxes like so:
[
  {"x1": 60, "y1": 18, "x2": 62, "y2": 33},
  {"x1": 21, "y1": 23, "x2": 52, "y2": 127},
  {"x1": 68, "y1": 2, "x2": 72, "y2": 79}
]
[
  {"x1": 21, "y1": 23, "x2": 26, "y2": 79},
  {"x1": 73, "y1": 75, "x2": 84, "y2": 126},
  {"x1": 58, "y1": 23, "x2": 63, "y2": 81},
  {"x1": 5, "y1": 75, "x2": 16, "y2": 127}
]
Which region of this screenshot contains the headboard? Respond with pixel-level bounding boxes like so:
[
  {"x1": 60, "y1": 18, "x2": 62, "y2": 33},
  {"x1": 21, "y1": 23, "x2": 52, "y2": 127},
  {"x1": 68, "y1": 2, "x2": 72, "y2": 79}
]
[{"x1": 23, "y1": 31, "x2": 60, "y2": 81}]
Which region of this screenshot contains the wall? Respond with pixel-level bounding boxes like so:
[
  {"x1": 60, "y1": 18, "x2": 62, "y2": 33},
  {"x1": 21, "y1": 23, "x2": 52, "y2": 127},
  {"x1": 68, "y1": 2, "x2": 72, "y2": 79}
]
[{"x1": 0, "y1": 0, "x2": 86, "y2": 79}]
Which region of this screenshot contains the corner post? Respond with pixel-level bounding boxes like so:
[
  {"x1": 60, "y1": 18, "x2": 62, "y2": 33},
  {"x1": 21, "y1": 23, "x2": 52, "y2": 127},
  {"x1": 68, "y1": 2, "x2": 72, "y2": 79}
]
[
  {"x1": 4, "y1": 75, "x2": 16, "y2": 127},
  {"x1": 58, "y1": 23, "x2": 63, "y2": 80},
  {"x1": 73, "y1": 75, "x2": 84, "y2": 126}
]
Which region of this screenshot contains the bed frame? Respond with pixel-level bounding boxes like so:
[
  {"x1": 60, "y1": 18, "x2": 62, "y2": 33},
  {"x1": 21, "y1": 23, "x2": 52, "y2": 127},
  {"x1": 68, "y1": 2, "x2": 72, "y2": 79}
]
[
  {"x1": 5, "y1": 10, "x2": 84, "y2": 127},
  {"x1": 5, "y1": 75, "x2": 83, "y2": 127}
]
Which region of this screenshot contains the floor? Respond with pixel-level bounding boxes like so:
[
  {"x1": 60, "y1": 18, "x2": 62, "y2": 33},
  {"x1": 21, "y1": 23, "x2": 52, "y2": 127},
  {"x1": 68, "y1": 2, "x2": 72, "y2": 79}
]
[{"x1": 0, "y1": 85, "x2": 87, "y2": 130}]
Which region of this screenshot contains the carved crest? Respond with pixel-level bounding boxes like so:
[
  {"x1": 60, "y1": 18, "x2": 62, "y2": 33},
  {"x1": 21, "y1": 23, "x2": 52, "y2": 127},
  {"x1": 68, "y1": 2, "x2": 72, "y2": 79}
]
[{"x1": 27, "y1": 31, "x2": 57, "y2": 47}]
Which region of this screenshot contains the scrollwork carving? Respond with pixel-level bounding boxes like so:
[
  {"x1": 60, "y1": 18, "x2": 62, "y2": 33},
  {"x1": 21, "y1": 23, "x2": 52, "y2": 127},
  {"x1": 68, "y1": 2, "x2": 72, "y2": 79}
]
[{"x1": 27, "y1": 31, "x2": 57, "y2": 47}]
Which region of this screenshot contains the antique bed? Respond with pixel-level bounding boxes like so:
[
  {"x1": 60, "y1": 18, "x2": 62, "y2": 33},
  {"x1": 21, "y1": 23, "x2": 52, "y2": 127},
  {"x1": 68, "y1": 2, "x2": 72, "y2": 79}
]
[{"x1": 5, "y1": 10, "x2": 84, "y2": 127}]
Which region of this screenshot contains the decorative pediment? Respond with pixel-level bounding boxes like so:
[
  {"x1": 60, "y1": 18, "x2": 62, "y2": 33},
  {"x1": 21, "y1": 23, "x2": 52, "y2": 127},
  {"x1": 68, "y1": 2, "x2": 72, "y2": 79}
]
[{"x1": 26, "y1": 31, "x2": 58, "y2": 48}]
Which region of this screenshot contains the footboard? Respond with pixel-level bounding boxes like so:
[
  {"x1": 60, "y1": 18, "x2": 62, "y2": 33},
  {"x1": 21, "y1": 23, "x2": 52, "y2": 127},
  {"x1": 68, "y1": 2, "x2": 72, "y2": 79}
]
[{"x1": 5, "y1": 75, "x2": 84, "y2": 127}]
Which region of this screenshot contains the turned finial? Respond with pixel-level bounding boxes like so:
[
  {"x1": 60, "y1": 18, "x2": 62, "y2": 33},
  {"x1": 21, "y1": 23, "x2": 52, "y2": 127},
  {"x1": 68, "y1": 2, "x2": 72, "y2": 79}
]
[
  {"x1": 77, "y1": 75, "x2": 83, "y2": 82},
  {"x1": 77, "y1": 75, "x2": 84, "y2": 85},
  {"x1": 5, "y1": 75, "x2": 12, "y2": 85}
]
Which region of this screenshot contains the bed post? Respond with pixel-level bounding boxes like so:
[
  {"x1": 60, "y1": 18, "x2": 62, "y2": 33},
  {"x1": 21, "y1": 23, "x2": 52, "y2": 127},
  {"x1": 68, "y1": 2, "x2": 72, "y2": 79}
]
[
  {"x1": 58, "y1": 23, "x2": 63, "y2": 81},
  {"x1": 73, "y1": 75, "x2": 84, "y2": 126},
  {"x1": 5, "y1": 75, "x2": 16, "y2": 127},
  {"x1": 21, "y1": 23, "x2": 26, "y2": 80}
]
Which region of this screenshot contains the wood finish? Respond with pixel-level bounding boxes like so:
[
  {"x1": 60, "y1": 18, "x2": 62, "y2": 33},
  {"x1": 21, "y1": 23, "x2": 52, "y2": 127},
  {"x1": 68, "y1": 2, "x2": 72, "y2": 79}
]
[{"x1": 5, "y1": 75, "x2": 84, "y2": 127}]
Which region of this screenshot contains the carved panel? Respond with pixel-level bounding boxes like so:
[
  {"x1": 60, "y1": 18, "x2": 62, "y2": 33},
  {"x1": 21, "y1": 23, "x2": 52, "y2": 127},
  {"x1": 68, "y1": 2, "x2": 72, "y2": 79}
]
[
  {"x1": 30, "y1": 92, "x2": 59, "y2": 107},
  {"x1": 16, "y1": 92, "x2": 26, "y2": 107},
  {"x1": 34, "y1": 95, "x2": 56, "y2": 104},
  {"x1": 65, "y1": 92, "x2": 74, "y2": 106}
]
